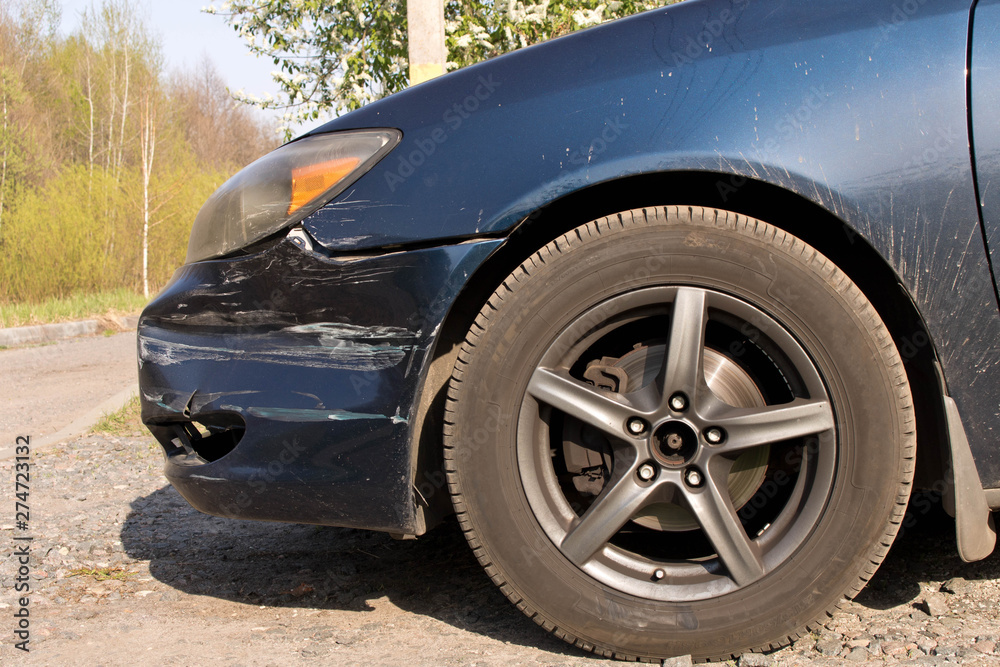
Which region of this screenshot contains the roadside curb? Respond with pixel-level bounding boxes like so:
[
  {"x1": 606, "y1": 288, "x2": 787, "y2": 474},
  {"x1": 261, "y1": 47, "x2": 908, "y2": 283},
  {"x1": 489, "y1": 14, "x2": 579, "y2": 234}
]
[
  {"x1": 0, "y1": 315, "x2": 139, "y2": 348},
  {"x1": 0, "y1": 383, "x2": 139, "y2": 461}
]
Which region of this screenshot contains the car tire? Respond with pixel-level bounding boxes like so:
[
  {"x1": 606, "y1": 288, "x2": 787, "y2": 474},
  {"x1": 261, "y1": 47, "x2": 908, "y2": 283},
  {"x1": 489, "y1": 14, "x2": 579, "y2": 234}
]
[{"x1": 443, "y1": 206, "x2": 915, "y2": 661}]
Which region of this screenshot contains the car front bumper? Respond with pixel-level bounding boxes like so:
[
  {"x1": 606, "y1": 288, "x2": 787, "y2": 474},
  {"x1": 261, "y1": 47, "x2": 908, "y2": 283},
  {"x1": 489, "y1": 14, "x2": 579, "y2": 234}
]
[{"x1": 138, "y1": 233, "x2": 501, "y2": 534}]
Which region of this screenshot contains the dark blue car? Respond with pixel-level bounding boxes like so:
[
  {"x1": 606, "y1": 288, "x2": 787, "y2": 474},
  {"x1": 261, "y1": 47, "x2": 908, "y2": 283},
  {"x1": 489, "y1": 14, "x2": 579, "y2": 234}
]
[{"x1": 138, "y1": 0, "x2": 1000, "y2": 660}]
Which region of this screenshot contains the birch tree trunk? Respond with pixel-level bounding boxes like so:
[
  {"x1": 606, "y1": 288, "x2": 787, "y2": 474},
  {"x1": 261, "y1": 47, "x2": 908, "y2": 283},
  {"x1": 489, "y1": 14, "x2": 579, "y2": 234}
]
[
  {"x1": 85, "y1": 54, "x2": 95, "y2": 193},
  {"x1": 1, "y1": 79, "x2": 8, "y2": 239},
  {"x1": 139, "y1": 92, "x2": 156, "y2": 298}
]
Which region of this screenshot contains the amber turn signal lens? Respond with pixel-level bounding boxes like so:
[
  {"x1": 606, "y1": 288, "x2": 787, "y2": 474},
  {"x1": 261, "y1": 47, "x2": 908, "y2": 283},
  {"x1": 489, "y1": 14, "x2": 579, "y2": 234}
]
[
  {"x1": 288, "y1": 157, "x2": 361, "y2": 215},
  {"x1": 187, "y1": 129, "x2": 399, "y2": 264}
]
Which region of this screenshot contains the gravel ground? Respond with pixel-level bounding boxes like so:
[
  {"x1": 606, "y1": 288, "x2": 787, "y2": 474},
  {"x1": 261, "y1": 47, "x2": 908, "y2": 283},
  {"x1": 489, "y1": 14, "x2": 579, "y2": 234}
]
[{"x1": 1, "y1": 430, "x2": 998, "y2": 665}]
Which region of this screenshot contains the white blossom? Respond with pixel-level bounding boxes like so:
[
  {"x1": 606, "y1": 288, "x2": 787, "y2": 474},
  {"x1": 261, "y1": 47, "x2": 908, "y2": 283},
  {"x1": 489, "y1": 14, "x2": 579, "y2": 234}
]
[
  {"x1": 572, "y1": 5, "x2": 605, "y2": 27},
  {"x1": 509, "y1": 0, "x2": 549, "y2": 24}
]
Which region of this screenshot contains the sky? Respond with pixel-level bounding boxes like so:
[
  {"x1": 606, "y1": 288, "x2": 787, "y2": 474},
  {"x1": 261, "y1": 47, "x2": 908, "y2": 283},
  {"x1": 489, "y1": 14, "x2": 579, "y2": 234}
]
[{"x1": 58, "y1": 0, "x2": 286, "y2": 124}]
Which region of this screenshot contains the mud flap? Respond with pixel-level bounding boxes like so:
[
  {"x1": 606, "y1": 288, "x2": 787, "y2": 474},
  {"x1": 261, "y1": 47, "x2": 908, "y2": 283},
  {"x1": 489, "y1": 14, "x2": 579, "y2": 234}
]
[{"x1": 944, "y1": 397, "x2": 997, "y2": 562}]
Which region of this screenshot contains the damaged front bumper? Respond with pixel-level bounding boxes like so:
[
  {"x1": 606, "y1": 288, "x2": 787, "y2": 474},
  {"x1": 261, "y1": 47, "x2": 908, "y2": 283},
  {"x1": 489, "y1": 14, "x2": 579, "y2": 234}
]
[{"x1": 138, "y1": 232, "x2": 501, "y2": 534}]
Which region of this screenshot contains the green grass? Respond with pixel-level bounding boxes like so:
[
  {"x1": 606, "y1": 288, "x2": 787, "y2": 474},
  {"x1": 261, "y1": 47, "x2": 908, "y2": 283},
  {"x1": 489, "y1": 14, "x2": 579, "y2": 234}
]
[
  {"x1": 0, "y1": 288, "x2": 147, "y2": 328},
  {"x1": 91, "y1": 395, "x2": 146, "y2": 437},
  {"x1": 68, "y1": 566, "x2": 137, "y2": 582}
]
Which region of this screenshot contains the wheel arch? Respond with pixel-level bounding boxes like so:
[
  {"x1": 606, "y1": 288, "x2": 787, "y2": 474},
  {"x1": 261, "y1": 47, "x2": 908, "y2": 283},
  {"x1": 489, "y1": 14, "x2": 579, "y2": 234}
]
[{"x1": 409, "y1": 171, "x2": 949, "y2": 533}]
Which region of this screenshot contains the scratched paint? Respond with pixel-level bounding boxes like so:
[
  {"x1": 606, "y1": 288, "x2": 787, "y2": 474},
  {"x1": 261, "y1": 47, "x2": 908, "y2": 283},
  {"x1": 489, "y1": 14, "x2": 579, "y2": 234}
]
[
  {"x1": 226, "y1": 406, "x2": 391, "y2": 422},
  {"x1": 284, "y1": 322, "x2": 416, "y2": 340},
  {"x1": 138, "y1": 322, "x2": 417, "y2": 372}
]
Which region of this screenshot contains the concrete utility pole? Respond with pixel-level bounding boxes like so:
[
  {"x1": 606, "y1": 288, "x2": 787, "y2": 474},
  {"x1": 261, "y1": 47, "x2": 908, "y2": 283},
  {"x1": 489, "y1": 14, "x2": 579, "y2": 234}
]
[{"x1": 407, "y1": 0, "x2": 446, "y2": 85}]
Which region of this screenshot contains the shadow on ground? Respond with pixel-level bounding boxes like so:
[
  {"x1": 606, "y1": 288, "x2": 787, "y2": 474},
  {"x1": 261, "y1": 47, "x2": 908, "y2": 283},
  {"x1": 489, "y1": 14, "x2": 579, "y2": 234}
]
[
  {"x1": 854, "y1": 491, "x2": 1000, "y2": 611},
  {"x1": 120, "y1": 483, "x2": 579, "y2": 656},
  {"x1": 120, "y1": 485, "x2": 1000, "y2": 649}
]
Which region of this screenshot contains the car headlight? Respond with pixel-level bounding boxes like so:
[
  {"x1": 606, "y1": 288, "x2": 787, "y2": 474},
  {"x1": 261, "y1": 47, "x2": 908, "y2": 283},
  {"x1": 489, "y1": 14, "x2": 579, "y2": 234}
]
[{"x1": 185, "y1": 128, "x2": 401, "y2": 264}]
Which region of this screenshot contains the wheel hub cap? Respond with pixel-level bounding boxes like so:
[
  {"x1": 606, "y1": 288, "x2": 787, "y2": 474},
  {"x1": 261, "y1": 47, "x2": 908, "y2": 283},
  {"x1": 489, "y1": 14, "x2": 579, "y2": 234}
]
[{"x1": 652, "y1": 421, "x2": 697, "y2": 466}]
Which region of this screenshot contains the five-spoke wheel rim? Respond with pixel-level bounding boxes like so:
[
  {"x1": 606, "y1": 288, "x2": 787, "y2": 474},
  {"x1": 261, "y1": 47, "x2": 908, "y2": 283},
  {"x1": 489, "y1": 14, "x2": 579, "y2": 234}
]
[{"x1": 516, "y1": 286, "x2": 838, "y2": 601}]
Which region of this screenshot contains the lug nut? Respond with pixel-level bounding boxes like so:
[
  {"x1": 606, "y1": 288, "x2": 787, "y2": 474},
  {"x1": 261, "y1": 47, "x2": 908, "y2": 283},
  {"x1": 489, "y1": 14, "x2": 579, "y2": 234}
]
[
  {"x1": 685, "y1": 468, "x2": 703, "y2": 487},
  {"x1": 627, "y1": 417, "x2": 647, "y2": 435},
  {"x1": 637, "y1": 463, "x2": 656, "y2": 481},
  {"x1": 669, "y1": 393, "x2": 688, "y2": 412},
  {"x1": 704, "y1": 427, "x2": 725, "y2": 444},
  {"x1": 653, "y1": 568, "x2": 666, "y2": 581}
]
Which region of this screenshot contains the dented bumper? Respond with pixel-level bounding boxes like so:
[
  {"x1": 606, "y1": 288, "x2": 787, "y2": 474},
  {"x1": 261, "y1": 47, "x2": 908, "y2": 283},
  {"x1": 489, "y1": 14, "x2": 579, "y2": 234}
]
[{"x1": 138, "y1": 234, "x2": 501, "y2": 533}]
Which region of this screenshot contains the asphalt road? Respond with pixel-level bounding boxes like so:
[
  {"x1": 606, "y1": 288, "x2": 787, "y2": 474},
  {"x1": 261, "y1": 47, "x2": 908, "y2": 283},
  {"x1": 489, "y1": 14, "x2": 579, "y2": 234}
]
[{"x1": 0, "y1": 331, "x2": 137, "y2": 452}]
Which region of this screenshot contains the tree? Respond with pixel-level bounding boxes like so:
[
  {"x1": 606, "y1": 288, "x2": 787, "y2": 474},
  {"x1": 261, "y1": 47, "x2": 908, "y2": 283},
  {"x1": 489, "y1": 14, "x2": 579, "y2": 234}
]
[
  {"x1": 0, "y1": 1, "x2": 300, "y2": 304},
  {"x1": 138, "y1": 86, "x2": 157, "y2": 298},
  {"x1": 0, "y1": 66, "x2": 25, "y2": 243},
  {"x1": 205, "y1": 0, "x2": 408, "y2": 138},
  {"x1": 445, "y1": 0, "x2": 671, "y2": 70},
  {"x1": 81, "y1": 1, "x2": 157, "y2": 182},
  {"x1": 0, "y1": 0, "x2": 61, "y2": 242},
  {"x1": 171, "y1": 60, "x2": 278, "y2": 169},
  {"x1": 206, "y1": 0, "x2": 675, "y2": 138}
]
